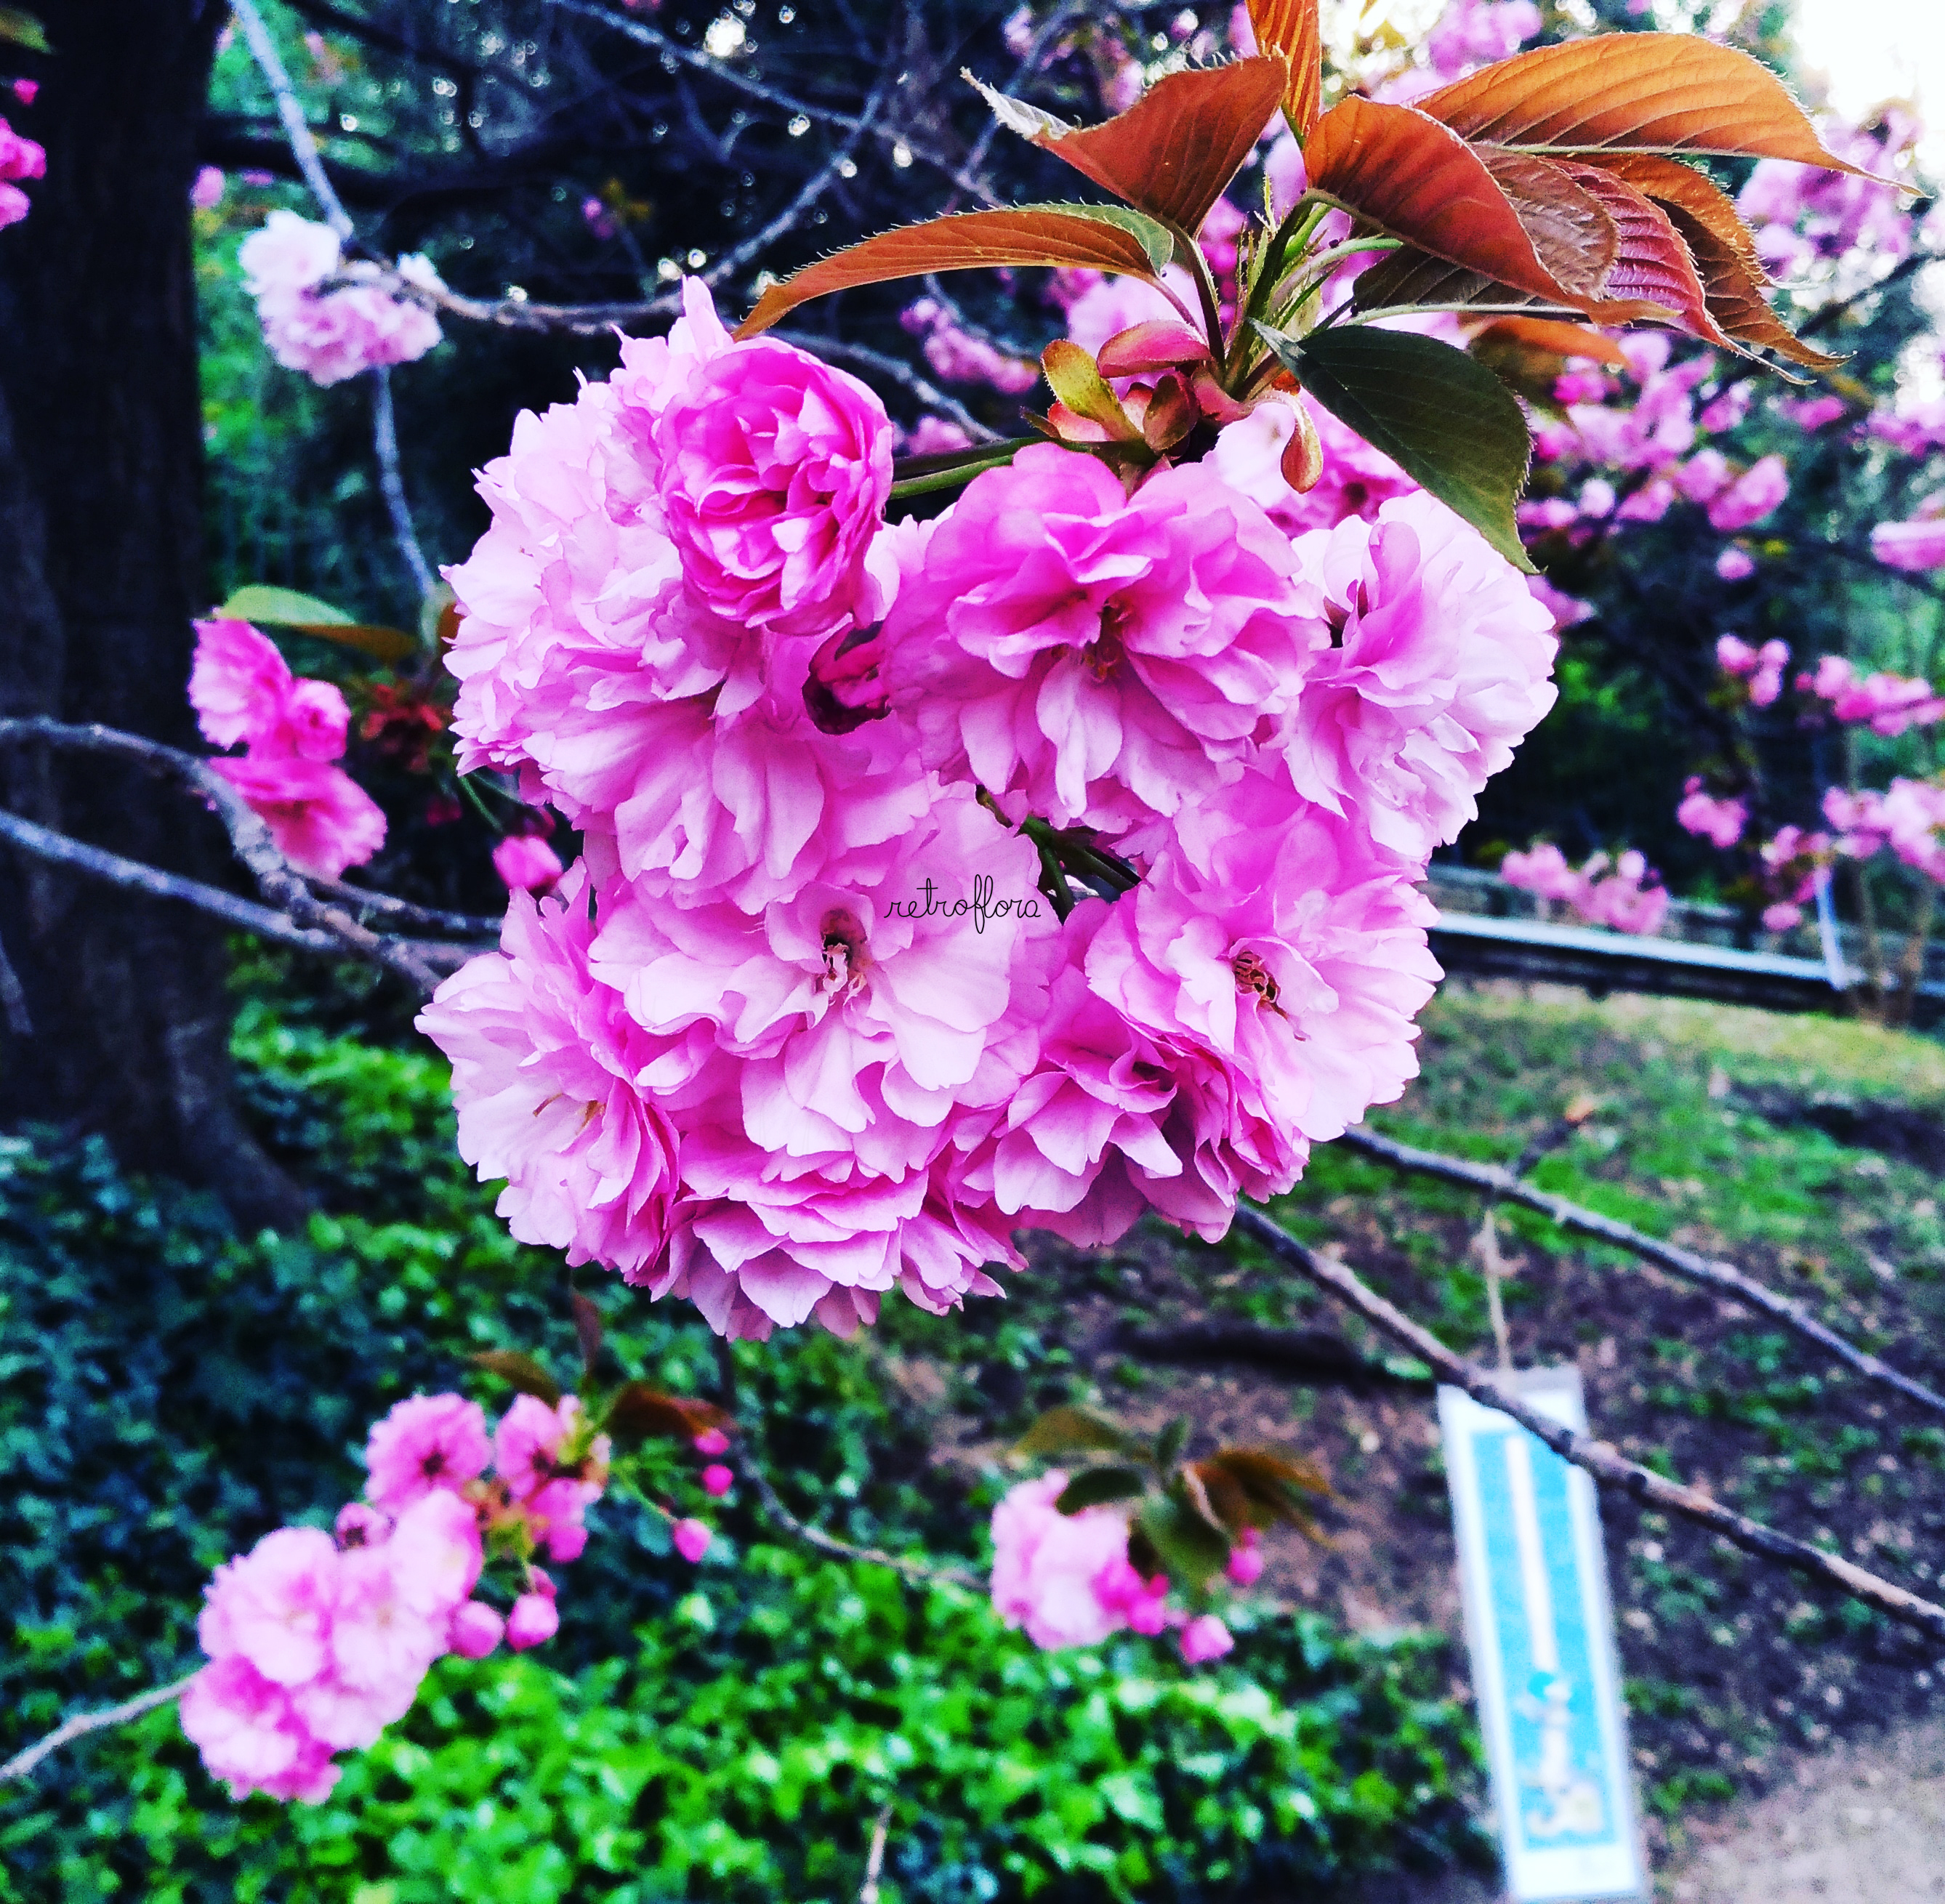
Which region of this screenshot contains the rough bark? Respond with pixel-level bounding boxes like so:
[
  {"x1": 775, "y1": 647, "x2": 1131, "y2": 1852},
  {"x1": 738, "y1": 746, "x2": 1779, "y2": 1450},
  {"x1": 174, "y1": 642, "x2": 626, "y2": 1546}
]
[{"x1": 0, "y1": 1, "x2": 305, "y2": 1227}]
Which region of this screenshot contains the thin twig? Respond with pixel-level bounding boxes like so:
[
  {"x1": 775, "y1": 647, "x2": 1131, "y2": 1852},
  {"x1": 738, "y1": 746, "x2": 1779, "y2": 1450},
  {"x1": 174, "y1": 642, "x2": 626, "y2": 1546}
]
[
  {"x1": 0, "y1": 921, "x2": 31, "y2": 1036},
  {"x1": 0, "y1": 719, "x2": 474, "y2": 996},
  {"x1": 0, "y1": 810, "x2": 346, "y2": 955},
  {"x1": 858, "y1": 1799, "x2": 895, "y2": 1904},
  {"x1": 230, "y1": 0, "x2": 354, "y2": 240},
  {"x1": 0, "y1": 1674, "x2": 197, "y2": 1784},
  {"x1": 1231, "y1": 1204, "x2": 1945, "y2": 1645},
  {"x1": 371, "y1": 368, "x2": 435, "y2": 601},
  {"x1": 713, "y1": 1339, "x2": 985, "y2": 1590},
  {"x1": 1340, "y1": 1126, "x2": 1945, "y2": 1420},
  {"x1": 300, "y1": 873, "x2": 503, "y2": 939}
]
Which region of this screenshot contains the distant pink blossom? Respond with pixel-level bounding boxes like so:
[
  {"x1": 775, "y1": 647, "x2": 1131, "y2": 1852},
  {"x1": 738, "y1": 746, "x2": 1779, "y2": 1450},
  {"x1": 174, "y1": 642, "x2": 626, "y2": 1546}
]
[
  {"x1": 192, "y1": 166, "x2": 226, "y2": 209},
  {"x1": 1715, "y1": 547, "x2": 1757, "y2": 582},
  {"x1": 507, "y1": 1586, "x2": 560, "y2": 1650},
  {"x1": 693, "y1": 1428, "x2": 730, "y2": 1456},
  {"x1": 1425, "y1": 0, "x2": 1540, "y2": 76},
  {"x1": 700, "y1": 1463, "x2": 733, "y2": 1497},
  {"x1": 1715, "y1": 634, "x2": 1787, "y2": 706},
  {"x1": 1872, "y1": 515, "x2": 1945, "y2": 573},
  {"x1": 1500, "y1": 842, "x2": 1582, "y2": 905},
  {"x1": 901, "y1": 297, "x2": 1039, "y2": 394},
  {"x1": 672, "y1": 1518, "x2": 712, "y2": 1563},
  {"x1": 238, "y1": 211, "x2": 443, "y2": 386},
  {"x1": 1178, "y1": 1614, "x2": 1235, "y2": 1663},
  {"x1": 904, "y1": 415, "x2": 972, "y2": 456},
  {"x1": 448, "y1": 1600, "x2": 505, "y2": 1659},
  {"x1": 0, "y1": 112, "x2": 42, "y2": 230},
  {"x1": 1797, "y1": 655, "x2": 1945, "y2": 735},
  {"x1": 1706, "y1": 456, "x2": 1789, "y2": 533},
  {"x1": 1504, "y1": 842, "x2": 1667, "y2": 935},
  {"x1": 11, "y1": 79, "x2": 37, "y2": 105},
  {"x1": 1677, "y1": 779, "x2": 1747, "y2": 849},
  {"x1": 1781, "y1": 395, "x2": 1848, "y2": 431},
  {"x1": 1762, "y1": 902, "x2": 1803, "y2": 931}
]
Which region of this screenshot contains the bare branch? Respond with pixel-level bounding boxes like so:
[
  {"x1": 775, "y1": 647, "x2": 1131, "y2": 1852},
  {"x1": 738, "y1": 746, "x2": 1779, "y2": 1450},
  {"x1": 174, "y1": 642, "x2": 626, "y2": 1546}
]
[
  {"x1": 0, "y1": 1675, "x2": 197, "y2": 1785},
  {"x1": 0, "y1": 921, "x2": 31, "y2": 1037},
  {"x1": 371, "y1": 368, "x2": 435, "y2": 600},
  {"x1": 1231, "y1": 1203, "x2": 1945, "y2": 1647},
  {"x1": 858, "y1": 1800, "x2": 895, "y2": 1904},
  {"x1": 1339, "y1": 1126, "x2": 1945, "y2": 1420},
  {"x1": 0, "y1": 719, "x2": 483, "y2": 996},
  {"x1": 300, "y1": 874, "x2": 504, "y2": 940},
  {"x1": 712, "y1": 1338, "x2": 984, "y2": 1589},
  {"x1": 0, "y1": 809, "x2": 347, "y2": 956},
  {"x1": 230, "y1": 0, "x2": 355, "y2": 241}
]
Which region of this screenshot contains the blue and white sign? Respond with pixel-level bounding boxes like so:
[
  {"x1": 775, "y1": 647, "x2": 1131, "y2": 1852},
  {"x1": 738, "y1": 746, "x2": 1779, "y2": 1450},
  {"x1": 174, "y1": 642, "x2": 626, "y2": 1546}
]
[{"x1": 1439, "y1": 1369, "x2": 1648, "y2": 1903}]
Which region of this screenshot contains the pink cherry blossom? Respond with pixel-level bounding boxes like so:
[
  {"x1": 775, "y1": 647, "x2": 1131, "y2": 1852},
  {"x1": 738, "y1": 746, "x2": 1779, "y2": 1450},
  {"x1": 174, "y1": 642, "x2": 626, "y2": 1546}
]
[
  {"x1": 1209, "y1": 395, "x2": 1420, "y2": 533},
  {"x1": 208, "y1": 754, "x2": 387, "y2": 879},
  {"x1": 417, "y1": 865, "x2": 687, "y2": 1280},
  {"x1": 494, "y1": 832, "x2": 565, "y2": 895},
  {"x1": 1797, "y1": 655, "x2": 1945, "y2": 735},
  {"x1": 904, "y1": 415, "x2": 972, "y2": 456},
  {"x1": 192, "y1": 166, "x2": 226, "y2": 209},
  {"x1": 1706, "y1": 455, "x2": 1789, "y2": 533},
  {"x1": 990, "y1": 1472, "x2": 1157, "y2": 1650},
  {"x1": 1715, "y1": 547, "x2": 1757, "y2": 582},
  {"x1": 1822, "y1": 785, "x2": 1890, "y2": 858},
  {"x1": 199, "y1": 1525, "x2": 339, "y2": 1688},
  {"x1": 1425, "y1": 0, "x2": 1540, "y2": 76},
  {"x1": 364, "y1": 1393, "x2": 491, "y2": 1514},
  {"x1": 179, "y1": 1655, "x2": 339, "y2": 1804},
  {"x1": 1872, "y1": 514, "x2": 1945, "y2": 573},
  {"x1": 1278, "y1": 493, "x2": 1559, "y2": 859},
  {"x1": 1881, "y1": 778, "x2": 1945, "y2": 883},
  {"x1": 701, "y1": 1463, "x2": 733, "y2": 1497},
  {"x1": 1762, "y1": 902, "x2": 1803, "y2": 931},
  {"x1": 1677, "y1": 779, "x2": 1747, "y2": 849},
  {"x1": 901, "y1": 297, "x2": 1040, "y2": 393},
  {"x1": 0, "y1": 112, "x2": 44, "y2": 230},
  {"x1": 881, "y1": 445, "x2": 1320, "y2": 837},
  {"x1": 1500, "y1": 842, "x2": 1582, "y2": 905},
  {"x1": 693, "y1": 1428, "x2": 730, "y2": 1456},
  {"x1": 492, "y1": 1392, "x2": 589, "y2": 1501},
  {"x1": 672, "y1": 1517, "x2": 713, "y2": 1563},
  {"x1": 1178, "y1": 1613, "x2": 1235, "y2": 1664}
]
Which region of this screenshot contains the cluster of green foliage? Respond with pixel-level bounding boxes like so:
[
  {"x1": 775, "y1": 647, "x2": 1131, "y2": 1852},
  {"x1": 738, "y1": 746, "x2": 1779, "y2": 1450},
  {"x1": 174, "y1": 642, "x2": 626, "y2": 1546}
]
[{"x1": 0, "y1": 991, "x2": 1487, "y2": 1903}]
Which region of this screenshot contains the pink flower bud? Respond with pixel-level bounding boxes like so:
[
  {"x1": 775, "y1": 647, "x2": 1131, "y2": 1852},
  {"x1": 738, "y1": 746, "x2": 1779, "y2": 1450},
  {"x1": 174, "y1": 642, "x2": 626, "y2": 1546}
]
[
  {"x1": 1179, "y1": 1614, "x2": 1235, "y2": 1664},
  {"x1": 1225, "y1": 1528, "x2": 1265, "y2": 1587},
  {"x1": 448, "y1": 1600, "x2": 506, "y2": 1658},
  {"x1": 700, "y1": 1464, "x2": 733, "y2": 1498},
  {"x1": 672, "y1": 1517, "x2": 712, "y2": 1564},
  {"x1": 493, "y1": 832, "x2": 565, "y2": 895},
  {"x1": 506, "y1": 1591, "x2": 559, "y2": 1651},
  {"x1": 692, "y1": 1429, "x2": 730, "y2": 1456}
]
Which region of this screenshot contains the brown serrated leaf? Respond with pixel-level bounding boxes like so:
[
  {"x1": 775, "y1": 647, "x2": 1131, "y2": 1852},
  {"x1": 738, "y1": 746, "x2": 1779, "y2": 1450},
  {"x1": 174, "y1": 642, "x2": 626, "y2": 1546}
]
[
  {"x1": 603, "y1": 1382, "x2": 734, "y2": 1451},
  {"x1": 1417, "y1": 33, "x2": 1893, "y2": 177},
  {"x1": 471, "y1": 1350, "x2": 562, "y2": 1408},
  {"x1": 1469, "y1": 315, "x2": 1628, "y2": 366},
  {"x1": 1664, "y1": 201, "x2": 1843, "y2": 369},
  {"x1": 1305, "y1": 98, "x2": 1598, "y2": 311},
  {"x1": 1027, "y1": 57, "x2": 1289, "y2": 234},
  {"x1": 1475, "y1": 147, "x2": 1618, "y2": 300},
  {"x1": 736, "y1": 205, "x2": 1173, "y2": 338},
  {"x1": 1552, "y1": 159, "x2": 1725, "y2": 342},
  {"x1": 1244, "y1": 0, "x2": 1321, "y2": 140}
]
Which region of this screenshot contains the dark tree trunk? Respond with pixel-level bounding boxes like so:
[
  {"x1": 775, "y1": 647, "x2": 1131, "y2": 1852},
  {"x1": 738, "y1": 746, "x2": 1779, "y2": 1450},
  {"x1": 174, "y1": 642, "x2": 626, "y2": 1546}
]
[{"x1": 0, "y1": 1, "x2": 305, "y2": 1227}]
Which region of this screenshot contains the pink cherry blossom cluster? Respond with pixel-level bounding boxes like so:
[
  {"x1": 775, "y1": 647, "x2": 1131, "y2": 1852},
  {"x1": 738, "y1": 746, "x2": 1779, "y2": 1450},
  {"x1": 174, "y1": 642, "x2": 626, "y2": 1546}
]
[
  {"x1": 1796, "y1": 655, "x2": 1945, "y2": 737},
  {"x1": 0, "y1": 111, "x2": 44, "y2": 230},
  {"x1": 189, "y1": 618, "x2": 387, "y2": 879},
  {"x1": 180, "y1": 1390, "x2": 609, "y2": 1804},
  {"x1": 1752, "y1": 824, "x2": 1833, "y2": 932},
  {"x1": 1871, "y1": 496, "x2": 1945, "y2": 575},
  {"x1": 1716, "y1": 634, "x2": 1789, "y2": 709},
  {"x1": 238, "y1": 210, "x2": 445, "y2": 387},
  {"x1": 420, "y1": 277, "x2": 1556, "y2": 1341},
  {"x1": 1501, "y1": 842, "x2": 1670, "y2": 937},
  {"x1": 899, "y1": 296, "x2": 1040, "y2": 394},
  {"x1": 1676, "y1": 778, "x2": 1747, "y2": 850},
  {"x1": 1424, "y1": 0, "x2": 1541, "y2": 79},
  {"x1": 1736, "y1": 110, "x2": 1915, "y2": 286},
  {"x1": 988, "y1": 1471, "x2": 1256, "y2": 1663},
  {"x1": 1526, "y1": 336, "x2": 1791, "y2": 553},
  {"x1": 1824, "y1": 780, "x2": 1945, "y2": 884}
]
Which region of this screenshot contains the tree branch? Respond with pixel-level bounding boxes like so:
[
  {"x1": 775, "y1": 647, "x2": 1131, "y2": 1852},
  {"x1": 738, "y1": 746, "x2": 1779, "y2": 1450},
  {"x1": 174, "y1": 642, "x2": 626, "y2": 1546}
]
[
  {"x1": 230, "y1": 0, "x2": 355, "y2": 240},
  {"x1": 0, "y1": 1675, "x2": 197, "y2": 1785},
  {"x1": 0, "y1": 809, "x2": 347, "y2": 956},
  {"x1": 1339, "y1": 1126, "x2": 1945, "y2": 1419},
  {"x1": 371, "y1": 368, "x2": 435, "y2": 599},
  {"x1": 1231, "y1": 1203, "x2": 1945, "y2": 1646},
  {"x1": 0, "y1": 719, "x2": 484, "y2": 996}
]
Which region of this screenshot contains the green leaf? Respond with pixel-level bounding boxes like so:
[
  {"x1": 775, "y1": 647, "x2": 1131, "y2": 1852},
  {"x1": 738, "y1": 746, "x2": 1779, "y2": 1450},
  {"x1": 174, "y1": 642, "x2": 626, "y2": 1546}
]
[
  {"x1": 1134, "y1": 1495, "x2": 1231, "y2": 1591},
  {"x1": 1015, "y1": 1404, "x2": 1144, "y2": 1460},
  {"x1": 1055, "y1": 1465, "x2": 1148, "y2": 1513},
  {"x1": 1153, "y1": 1415, "x2": 1192, "y2": 1474},
  {"x1": 470, "y1": 1350, "x2": 561, "y2": 1408},
  {"x1": 0, "y1": 8, "x2": 49, "y2": 52},
  {"x1": 1253, "y1": 322, "x2": 1535, "y2": 572},
  {"x1": 218, "y1": 584, "x2": 418, "y2": 663}
]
